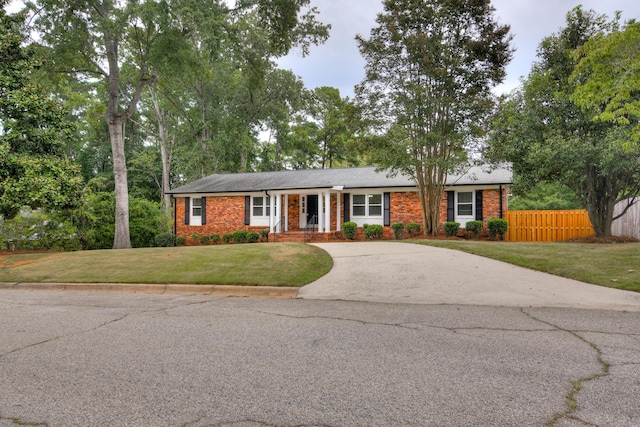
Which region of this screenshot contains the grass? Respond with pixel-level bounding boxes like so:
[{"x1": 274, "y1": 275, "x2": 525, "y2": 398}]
[
  {"x1": 0, "y1": 243, "x2": 333, "y2": 287},
  {"x1": 415, "y1": 240, "x2": 640, "y2": 292}
]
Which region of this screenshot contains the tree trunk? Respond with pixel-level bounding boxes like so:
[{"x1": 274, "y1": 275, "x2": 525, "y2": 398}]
[
  {"x1": 108, "y1": 119, "x2": 132, "y2": 249},
  {"x1": 149, "y1": 86, "x2": 172, "y2": 213}
]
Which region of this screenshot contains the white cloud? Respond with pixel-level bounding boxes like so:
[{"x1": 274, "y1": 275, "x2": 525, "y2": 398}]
[{"x1": 279, "y1": 0, "x2": 640, "y2": 97}]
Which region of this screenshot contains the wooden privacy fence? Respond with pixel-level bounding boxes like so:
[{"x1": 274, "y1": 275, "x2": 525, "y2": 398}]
[
  {"x1": 612, "y1": 199, "x2": 640, "y2": 239},
  {"x1": 504, "y1": 210, "x2": 595, "y2": 242}
]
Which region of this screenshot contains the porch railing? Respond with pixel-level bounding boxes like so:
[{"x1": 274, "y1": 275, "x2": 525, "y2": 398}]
[{"x1": 304, "y1": 215, "x2": 318, "y2": 242}]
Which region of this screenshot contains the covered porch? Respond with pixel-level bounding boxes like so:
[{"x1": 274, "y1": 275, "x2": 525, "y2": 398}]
[{"x1": 264, "y1": 188, "x2": 346, "y2": 236}]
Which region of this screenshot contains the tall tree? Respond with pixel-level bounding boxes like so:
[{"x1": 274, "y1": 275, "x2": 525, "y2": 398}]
[
  {"x1": 0, "y1": 3, "x2": 83, "y2": 219},
  {"x1": 487, "y1": 7, "x2": 640, "y2": 237},
  {"x1": 28, "y1": 0, "x2": 329, "y2": 248},
  {"x1": 355, "y1": 0, "x2": 512, "y2": 235}
]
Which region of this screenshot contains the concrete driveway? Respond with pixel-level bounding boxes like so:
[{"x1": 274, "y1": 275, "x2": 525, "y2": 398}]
[{"x1": 298, "y1": 241, "x2": 640, "y2": 311}]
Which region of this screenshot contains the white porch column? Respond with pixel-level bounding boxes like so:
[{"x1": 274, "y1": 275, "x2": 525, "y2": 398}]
[
  {"x1": 317, "y1": 191, "x2": 324, "y2": 232},
  {"x1": 284, "y1": 194, "x2": 289, "y2": 231},
  {"x1": 269, "y1": 193, "x2": 276, "y2": 232},
  {"x1": 336, "y1": 193, "x2": 341, "y2": 231},
  {"x1": 275, "y1": 194, "x2": 282, "y2": 233},
  {"x1": 324, "y1": 191, "x2": 331, "y2": 233}
]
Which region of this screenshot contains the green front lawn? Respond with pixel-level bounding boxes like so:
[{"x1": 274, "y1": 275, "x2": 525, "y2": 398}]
[
  {"x1": 0, "y1": 243, "x2": 333, "y2": 287},
  {"x1": 416, "y1": 240, "x2": 640, "y2": 292}
]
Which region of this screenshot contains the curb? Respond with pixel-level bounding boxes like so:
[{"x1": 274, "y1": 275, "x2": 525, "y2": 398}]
[{"x1": 0, "y1": 282, "x2": 300, "y2": 298}]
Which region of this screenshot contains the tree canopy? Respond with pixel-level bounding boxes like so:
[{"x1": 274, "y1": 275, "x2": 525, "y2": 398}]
[
  {"x1": 0, "y1": 3, "x2": 83, "y2": 219},
  {"x1": 487, "y1": 7, "x2": 640, "y2": 237},
  {"x1": 356, "y1": 0, "x2": 512, "y2": 235},
  {"x1": 26, "y1": 0, "x2": 329, "y2": 248}
]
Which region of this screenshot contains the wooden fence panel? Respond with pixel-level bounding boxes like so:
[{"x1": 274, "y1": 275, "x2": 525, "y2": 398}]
[
  {"x1": 612, "y1": 199, "x2": 640, "y2": 239},
  {"x1": 504, "y1": 210, "x2": 595, "y2": 242}
]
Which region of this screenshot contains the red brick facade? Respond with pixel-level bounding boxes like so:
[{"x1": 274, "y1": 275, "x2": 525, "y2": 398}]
[{"x1": 174, "y1": 188, "x2": 508, "y2": 243}]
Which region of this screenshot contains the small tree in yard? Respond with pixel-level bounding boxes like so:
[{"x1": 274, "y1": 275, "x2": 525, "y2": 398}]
[{"x1": 356, "y1": 0, "x2": 512, "y2": 236}]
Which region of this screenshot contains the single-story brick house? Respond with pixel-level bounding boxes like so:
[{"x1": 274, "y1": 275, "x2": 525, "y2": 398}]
[{"x1": 167, "y1": 165, "x2": 512, "y2": 242}]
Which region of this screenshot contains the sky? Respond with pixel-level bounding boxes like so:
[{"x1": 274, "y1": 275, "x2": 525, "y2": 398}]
[{"x1": 278, "y1": 0, "x2": 640, "y2": 97}]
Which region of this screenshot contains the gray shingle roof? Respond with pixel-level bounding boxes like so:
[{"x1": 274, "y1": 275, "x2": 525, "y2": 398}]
[{"x1": 167, "y1": 165, "x2": 512, "y2": 195}]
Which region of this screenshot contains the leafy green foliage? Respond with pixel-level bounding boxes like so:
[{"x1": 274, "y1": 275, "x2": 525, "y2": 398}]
[
  {"x1": 0, "y1": 208, "x2": 81, "y2": 251},
  {"x1": 487, "y1": 218, "x2": 508, "y2": 240},
  {"x1": 572, "y1": 21, "x2": 640, "y2": 141},
  {"x1": 465, "y1": 221, "x2": 483, "y2": 239},
  {"x1": 341, "y1": 221, "x2": 358, "y2": 240},
  {"x1": 364, "y1": 224, "x2": 383, "y2": 240},
  {"x1": 232, "y1": 230, "x2": 248, "y2": 243},
  {"x1": 155, "y1": 232, "x2": 177, "y2": 247},
  {"x1": 508, "y1": 182, "x2": 581, "y2": 210},
  {"x1": 247, "y1": 231, "x2": 260, "y2": 243},
  {"x1": 356, "y1": 0, "x2": 512, "y2": 236},
  {"x1": 487, "y1": 7, "x2": 640, "y2": 237},
  {"x1": 406, "y1": 222, "x2": 421, "y2": 237},
  {"x1": 392, "y1": 223, "x2": 404, "y2": 240},
  {"x1": 83, "y1": 192, "x2": 171, "y2": 249},
  {"x1": 444, "y1": 222, "x2": 460, "y2": 237},
  {"x1": 0, "y1": 7, "x2": 83, "y2": 219}
]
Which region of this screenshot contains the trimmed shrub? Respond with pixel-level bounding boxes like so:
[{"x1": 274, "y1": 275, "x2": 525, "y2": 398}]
[
  {"x1": 176, "y1": 236, "x2": 186, "y2": 246},
  {"x1": 210, "y1": 234, "x2": 220, "y2": 244},
  {"x1": 364, "y1": 224, "x2": 384, "y2": 240},
  {"x1": 342, "y1": 221, "x2": 358, "y2": 240},
  {"x1": 155, "y1": 232, "x2": 176, "y2": 247},
  {"x1": 232, "y1": 230, "x2": 248, "y2": 243},
  {"x1": 222, "y1": 233, "x2": 233, "y2": 243},
  {"x1": 391, "y1": 223, "x2": 405, "y2": 240},
  {"x1": 199, "y1": 234, "x2": 210, "y2": 245},
  {"x1": 465, "y1": 220, "x2": 483, "y2": 239},
  {"x1": 259, "y1": 229, "x2": 269, "y2": 242},
  {"x1": 444, "y1": 221, "x2": 460, "y2": 237},
  {"x1": 191, "y1": 233, "x2": 200, "y2": 244},
  {"x1": 488, "y1": 218, "x2": 508, "y2": 240},
  {"x1": 247, "y1": 231, "x2": 260, "y2": 243},
  {"x1": 406, "y1": 222, "x2": 421, "y2": 237}
]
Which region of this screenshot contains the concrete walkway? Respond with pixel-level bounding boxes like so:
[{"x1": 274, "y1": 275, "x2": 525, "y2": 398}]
[{"x1": 298, "y1": 241, "x2": 640, "y2": 311}]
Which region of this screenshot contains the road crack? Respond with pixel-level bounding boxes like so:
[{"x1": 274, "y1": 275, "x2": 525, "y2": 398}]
[
  {"x1": 244, "y1": 309, "x2": 419, "y2": 330},
  {"x1": 521, "y1": 309, "x2": 611, "y2": 427}
]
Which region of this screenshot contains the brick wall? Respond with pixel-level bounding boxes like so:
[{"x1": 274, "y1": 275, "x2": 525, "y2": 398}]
[
  {"x1": 173, "y1": 188, "x2": 508, "y2": 242},
  {"x1": 175, "y1": 196, "x2": 247, "y2": 244}
]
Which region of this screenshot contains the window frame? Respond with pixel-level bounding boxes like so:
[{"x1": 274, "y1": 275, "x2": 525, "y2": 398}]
[
  {"x1": 456, "y1": 191, "x2": 474, "y2": 218},
  {"x1": 351, "y1": 193, "x2": 383, "y2": 218},
  {"x1": 252, "y1": 195, "x2": 271, "y2": 218}
]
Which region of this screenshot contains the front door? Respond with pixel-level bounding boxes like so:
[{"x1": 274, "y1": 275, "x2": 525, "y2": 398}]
[{"x1": 306, "y1": 195, "x2": 318, "y2": 227}]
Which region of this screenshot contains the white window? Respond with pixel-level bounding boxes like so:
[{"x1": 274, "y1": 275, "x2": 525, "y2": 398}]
[
  {"x1": 352, "y1": 193, "x2": 382, "y2": 217},
  {"x1": 192, "y1": 198, "x2": 202, "y2": 217},
  {"x1": 252, "y1": 196, "x2": 271, "y2": 217},
  {"x1": 457, "y1": 192, "x2": 473, "y2": 216},
  {"x1": 190, "y1": 197, "x2": 202, "y2": 226}
]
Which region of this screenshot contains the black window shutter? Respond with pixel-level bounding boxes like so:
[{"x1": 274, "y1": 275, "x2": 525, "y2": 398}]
[
  {"x1": 201, "y1": 197, "x2": 207, "y2": 225},
  {"x1": 184, "y1": 197, "x2": 190, "y2": 225},
  {"x1": 383, "y1": 192, "x2": 390, "y2": 226},
  {"x1": 475, "y1": 190, "x2": 483, "y2": 221},
  {"x1": 244, "y1": 196, "x2": 250, "y2": 225},
  {"x1": 343, "y1": 193, "x2": 350, "y2": 222},
  {"x1": 446, "y1": 191, "x2": 455, "y2": 222}
]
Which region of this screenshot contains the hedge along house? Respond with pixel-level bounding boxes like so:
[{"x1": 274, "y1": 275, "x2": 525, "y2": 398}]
[{"x1": 167, "y1": 165, "x2": 512, "y2": 242}]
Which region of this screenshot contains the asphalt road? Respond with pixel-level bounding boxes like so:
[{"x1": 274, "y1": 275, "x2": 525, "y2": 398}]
[{"x1": 1, "y1": 290, "x2": 639, "y2": 426}]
